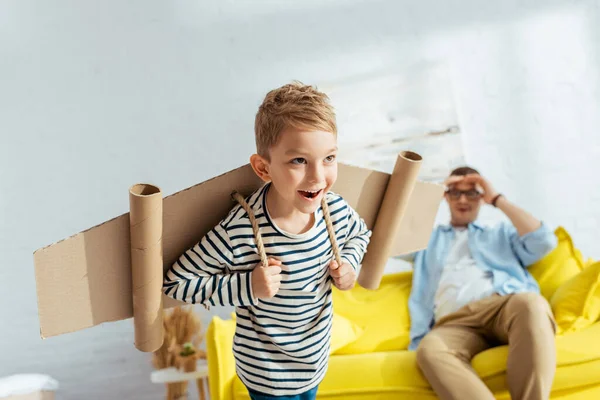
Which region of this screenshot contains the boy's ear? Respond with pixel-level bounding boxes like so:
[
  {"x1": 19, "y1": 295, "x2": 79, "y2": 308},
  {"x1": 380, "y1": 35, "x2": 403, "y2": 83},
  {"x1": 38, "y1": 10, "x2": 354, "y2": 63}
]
[{"x1": 250, "y1": 154, "x2": 272, "y2": 183}]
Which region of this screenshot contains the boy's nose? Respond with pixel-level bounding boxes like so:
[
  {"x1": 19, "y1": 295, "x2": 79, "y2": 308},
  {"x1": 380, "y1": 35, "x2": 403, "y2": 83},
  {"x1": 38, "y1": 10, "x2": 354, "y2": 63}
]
[{"x1": 308, "y1": 165, "x2": 325, "y2": 182}]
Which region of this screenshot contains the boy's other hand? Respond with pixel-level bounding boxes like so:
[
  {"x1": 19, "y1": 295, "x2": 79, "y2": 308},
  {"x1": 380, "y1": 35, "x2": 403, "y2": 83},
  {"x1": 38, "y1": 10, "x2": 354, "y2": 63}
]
[
  {"x1": 252, "y1": 257, "x2": 283, "y2": 299},
  {"x1": 329, "y1": 260, "x2": 356, "y2": 291}
]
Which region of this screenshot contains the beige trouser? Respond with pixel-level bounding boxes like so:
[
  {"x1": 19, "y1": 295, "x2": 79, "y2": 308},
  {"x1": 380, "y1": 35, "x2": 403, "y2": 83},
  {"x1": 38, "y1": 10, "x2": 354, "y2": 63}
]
[{"x1": 416, "y1": 292, "x2": 557, "y2": 400}]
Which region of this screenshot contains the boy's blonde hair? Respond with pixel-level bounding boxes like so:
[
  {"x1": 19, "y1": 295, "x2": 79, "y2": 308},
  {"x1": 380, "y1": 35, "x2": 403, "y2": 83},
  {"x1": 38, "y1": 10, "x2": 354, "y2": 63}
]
[{"x1": 255, "y1": 81, "x2": 337, "y2": 159}]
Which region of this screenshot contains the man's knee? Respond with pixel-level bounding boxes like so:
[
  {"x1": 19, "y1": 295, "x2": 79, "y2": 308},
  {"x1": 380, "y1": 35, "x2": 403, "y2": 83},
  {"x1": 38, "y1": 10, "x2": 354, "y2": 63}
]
[
  {"x1": 508, "y1": 292, "x2": 555, "y2": 332},
  {"x1": 509, "y1": 292, "x2": 549, "y2": 314},
  {"x1": 415, "y1": 333, "x2": 453, "y2": 370},
  {"x1": 415, "y1": 336, "x2": 441, "y2": 369}
]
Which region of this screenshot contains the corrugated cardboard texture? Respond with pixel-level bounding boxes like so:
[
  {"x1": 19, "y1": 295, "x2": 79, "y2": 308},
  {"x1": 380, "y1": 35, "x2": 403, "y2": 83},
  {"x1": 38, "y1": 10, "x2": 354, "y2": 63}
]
[{"x1": 34, "y1": 161, "x2": 443, "y2": 338}]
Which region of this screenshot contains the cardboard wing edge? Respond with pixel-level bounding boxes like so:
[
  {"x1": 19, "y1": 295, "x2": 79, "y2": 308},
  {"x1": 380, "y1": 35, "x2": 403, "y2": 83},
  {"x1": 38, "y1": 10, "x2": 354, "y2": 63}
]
[{"x1": 32, "y1": 164, "x2": 253, "y2": 256}]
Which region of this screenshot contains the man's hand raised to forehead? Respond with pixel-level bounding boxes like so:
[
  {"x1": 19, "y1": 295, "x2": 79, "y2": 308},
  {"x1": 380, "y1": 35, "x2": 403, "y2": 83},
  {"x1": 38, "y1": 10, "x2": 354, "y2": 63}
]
[
  {"x1": 446, "y1": 174, "x2": 500, "y2": 204},
  {"x1": 444, "y1": 175, "x2": 467, "y2": 188}
]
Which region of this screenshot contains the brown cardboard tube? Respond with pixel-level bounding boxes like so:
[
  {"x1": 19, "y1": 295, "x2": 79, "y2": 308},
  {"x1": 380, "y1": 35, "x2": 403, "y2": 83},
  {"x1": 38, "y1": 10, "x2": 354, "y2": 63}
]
[
  {"x1": 129, "y1": 183, "x2": 164, "y2": 352},
  {"x1": 357, "y1": 151, "x2": 422, "y2": 290}
]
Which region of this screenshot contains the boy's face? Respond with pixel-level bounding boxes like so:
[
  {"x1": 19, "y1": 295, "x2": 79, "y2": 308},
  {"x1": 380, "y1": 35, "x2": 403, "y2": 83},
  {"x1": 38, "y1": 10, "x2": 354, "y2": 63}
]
[{"x1": 253, "y1": 127, "x2": 338, "y2": 215}]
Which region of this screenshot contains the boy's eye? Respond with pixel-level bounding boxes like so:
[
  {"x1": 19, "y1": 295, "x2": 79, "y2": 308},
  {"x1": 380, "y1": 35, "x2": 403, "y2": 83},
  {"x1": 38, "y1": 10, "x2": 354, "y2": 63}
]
[
  {"x1": 325, "y1": 155, "x2": 336, "y2": 163},
  {"x1": 291, "y1": 158, "x2": 307, "y2": 165}
]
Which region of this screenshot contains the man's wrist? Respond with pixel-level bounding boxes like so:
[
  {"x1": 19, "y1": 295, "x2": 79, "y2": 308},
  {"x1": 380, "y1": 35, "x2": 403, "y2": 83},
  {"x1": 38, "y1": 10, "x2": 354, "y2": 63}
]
[{"x1": 491, "y1": 193, "x2": 504, "y2": 207}]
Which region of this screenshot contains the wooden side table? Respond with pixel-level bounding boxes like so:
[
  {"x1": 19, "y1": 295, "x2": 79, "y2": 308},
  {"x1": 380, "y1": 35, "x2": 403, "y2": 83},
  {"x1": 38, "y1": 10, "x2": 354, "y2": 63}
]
[{"x1": 151, "y1": 359, "x2": 209, "y2": 400}]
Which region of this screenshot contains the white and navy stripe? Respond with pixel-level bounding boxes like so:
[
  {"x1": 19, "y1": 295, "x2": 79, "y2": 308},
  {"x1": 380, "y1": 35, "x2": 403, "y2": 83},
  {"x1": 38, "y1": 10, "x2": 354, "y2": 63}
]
[{"x1": 163, "y1": 183, "x2": 371, "y2": 396}]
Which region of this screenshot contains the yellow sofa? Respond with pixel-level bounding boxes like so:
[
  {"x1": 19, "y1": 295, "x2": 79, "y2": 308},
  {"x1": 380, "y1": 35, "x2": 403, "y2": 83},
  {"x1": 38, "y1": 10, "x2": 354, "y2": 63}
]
[{"x1": 206, "y1": 227, "x2": 600, "y2": 399}]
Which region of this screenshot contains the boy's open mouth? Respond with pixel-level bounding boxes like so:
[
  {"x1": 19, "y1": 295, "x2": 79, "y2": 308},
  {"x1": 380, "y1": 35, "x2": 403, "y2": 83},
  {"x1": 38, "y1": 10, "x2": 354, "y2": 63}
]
[{"x1": 298, "y1": 189, "x2": 322, "y2": 200}]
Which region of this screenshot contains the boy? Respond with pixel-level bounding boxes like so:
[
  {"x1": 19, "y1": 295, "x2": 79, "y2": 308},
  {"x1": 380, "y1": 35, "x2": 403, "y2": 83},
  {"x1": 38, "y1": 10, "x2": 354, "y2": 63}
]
[{"x1": 162, "y1": 81, "x2": 371, "y2": 400}]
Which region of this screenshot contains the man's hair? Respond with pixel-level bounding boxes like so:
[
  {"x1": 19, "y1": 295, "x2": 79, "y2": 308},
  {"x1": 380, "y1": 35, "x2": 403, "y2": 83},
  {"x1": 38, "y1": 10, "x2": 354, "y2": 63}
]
[
  {"x1": 254, "y1": 81, "x2": 337, "y2": 159},
  {"x1": 449, "y1": 166, "x2": 480, "y2": 177}
]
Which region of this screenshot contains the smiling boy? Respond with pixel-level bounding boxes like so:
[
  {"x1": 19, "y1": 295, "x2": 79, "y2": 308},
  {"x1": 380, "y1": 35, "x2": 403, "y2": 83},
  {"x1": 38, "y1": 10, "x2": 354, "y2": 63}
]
[{"x1": 162, "y1": 81, "x2": 372, "y2": 400}]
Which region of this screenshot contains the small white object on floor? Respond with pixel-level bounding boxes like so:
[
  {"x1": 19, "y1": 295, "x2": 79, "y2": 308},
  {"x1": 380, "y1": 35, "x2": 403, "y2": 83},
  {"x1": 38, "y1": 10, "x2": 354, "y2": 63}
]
[
  {"x1": 151, "y1": 359, "x2": 209, "y2": 384},
  {"x1": 0, "y1": 374, "x2": 58, "y2": 397}
]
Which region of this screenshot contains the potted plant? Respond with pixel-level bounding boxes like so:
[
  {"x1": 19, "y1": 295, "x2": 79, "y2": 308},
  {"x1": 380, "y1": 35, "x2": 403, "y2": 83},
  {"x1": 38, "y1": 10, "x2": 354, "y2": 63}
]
[
  {"x1": 152, "y1": 306, "x2": 206, "y2": 399},
  {"x1": 173, "y1": 342, "x2": 205, "y2": 373}
]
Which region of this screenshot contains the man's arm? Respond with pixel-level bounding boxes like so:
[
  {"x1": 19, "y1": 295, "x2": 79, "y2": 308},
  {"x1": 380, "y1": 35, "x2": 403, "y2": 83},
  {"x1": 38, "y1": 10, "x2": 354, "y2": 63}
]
[
  {"x1": 496, "y1": 196, "x2": 557, "y2": 265},
  {"x1": 461, "y1": 174, "x2": 541, "y2": 236},
  {"x1": 494, "y1": 195, "x2": 542, "y2": 236},
  {"x1": 460, "y1": 174, "x2": 556, "y2": 264}
]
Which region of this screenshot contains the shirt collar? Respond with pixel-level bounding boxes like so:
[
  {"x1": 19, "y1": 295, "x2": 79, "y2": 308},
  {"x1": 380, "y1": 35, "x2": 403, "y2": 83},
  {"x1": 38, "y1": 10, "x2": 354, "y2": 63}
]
[{"x1": 439, "y1": 220, "x2": 485, "y2": 232}]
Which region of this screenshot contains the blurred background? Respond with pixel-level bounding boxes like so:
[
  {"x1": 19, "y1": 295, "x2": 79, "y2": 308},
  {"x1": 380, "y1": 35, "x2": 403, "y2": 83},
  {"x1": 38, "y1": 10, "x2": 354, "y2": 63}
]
[{"x1": 1, "y1": 0, "x2": 599, "y2": 398}]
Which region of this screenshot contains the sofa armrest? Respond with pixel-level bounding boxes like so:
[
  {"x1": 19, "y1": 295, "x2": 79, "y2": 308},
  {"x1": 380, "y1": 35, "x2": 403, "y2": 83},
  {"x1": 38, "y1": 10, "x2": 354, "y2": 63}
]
[{"x1": 206, "y1": 316, "x2": 237, "y2": 400}]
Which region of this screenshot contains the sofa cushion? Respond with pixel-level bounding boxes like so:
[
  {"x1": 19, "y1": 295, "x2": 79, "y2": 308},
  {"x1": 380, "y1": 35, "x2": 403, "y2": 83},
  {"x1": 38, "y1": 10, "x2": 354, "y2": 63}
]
[
  {"x1": 206, "y1": 316, "x2": 236, "y2": 400},
  {"x1": 331, "y1": 271, "x2": 412, "y2": 355},
  {"x1": 528, "y1": 227, "x2": 585, "y2": 301},
  {"x1": 472, "y1": 321, "x2": 600, "y2": 394},
  {"x1": 330, "y1": 313, "x2": 364, "y2": 354},
  {"x1": 550, "y1": 261, "x2": 600, "y2": 334},
  {"x1": 232, "y1": 323, "x2": 600, "y2": 399},
  {"x1": 232, "y1": 350, "x2": 435, "y2": 400}
]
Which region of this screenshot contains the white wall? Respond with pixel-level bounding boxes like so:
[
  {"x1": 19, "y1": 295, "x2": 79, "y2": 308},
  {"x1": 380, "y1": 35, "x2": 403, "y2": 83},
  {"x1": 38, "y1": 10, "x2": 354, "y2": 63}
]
[{"x1": 1, "y1": 0, "x2": 599, "y2": 398}]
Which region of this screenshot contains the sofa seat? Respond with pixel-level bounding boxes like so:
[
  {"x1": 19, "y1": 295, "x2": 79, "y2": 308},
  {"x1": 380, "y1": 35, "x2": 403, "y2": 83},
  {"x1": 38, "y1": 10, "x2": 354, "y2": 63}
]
[{"x1": 231, "y1": 322, "x2": 600, "y2": 400}]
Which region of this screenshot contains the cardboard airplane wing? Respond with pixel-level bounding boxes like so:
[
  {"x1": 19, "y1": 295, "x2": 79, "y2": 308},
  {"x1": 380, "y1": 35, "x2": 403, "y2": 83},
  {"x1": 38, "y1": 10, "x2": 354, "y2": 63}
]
[{"x1": 33, "y1": 151, "x2": 443, "y2": 351}]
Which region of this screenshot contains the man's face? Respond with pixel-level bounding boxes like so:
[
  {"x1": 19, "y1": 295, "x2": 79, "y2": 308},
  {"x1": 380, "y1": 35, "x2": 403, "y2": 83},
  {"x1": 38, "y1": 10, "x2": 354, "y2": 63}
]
[
  {"x1": 445, "y1": 178, "x2": 483, "y2": 226},
  {"x1": 264, "y1": 127, "x2": 338, "y2": 215}
]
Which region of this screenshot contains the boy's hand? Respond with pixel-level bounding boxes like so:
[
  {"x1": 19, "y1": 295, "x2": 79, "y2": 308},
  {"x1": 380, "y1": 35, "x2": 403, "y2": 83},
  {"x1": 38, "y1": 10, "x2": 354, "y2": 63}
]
[
  {"x1": 251, "y1": 257, "x2": 283, "y2": 299},
  {"x1": 329, "y1": 260, "x2": 356, "y2": 291}
]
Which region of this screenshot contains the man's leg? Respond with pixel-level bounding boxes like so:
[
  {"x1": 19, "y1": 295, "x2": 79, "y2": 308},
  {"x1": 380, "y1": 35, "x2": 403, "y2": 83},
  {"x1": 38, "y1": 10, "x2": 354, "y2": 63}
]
[
  {"x1": 492, "y1": 292, "x2": 557, "y2": 400},
  {"x1": 416, "y1": 325, "x2": 495, "y2": 400}
]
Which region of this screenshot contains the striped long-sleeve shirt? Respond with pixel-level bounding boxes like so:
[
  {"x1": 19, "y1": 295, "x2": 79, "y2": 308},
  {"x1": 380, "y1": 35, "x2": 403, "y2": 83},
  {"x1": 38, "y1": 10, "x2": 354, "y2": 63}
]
[{"x1": 163, "y1": 182, "x2": 371, "y2": 396}]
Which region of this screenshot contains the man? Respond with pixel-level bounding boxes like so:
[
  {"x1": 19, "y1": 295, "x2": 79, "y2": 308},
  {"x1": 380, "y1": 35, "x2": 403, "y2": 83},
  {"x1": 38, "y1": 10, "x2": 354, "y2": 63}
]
[{"x1": 408, "y1": 166, "x2": 558, "y2": 400}]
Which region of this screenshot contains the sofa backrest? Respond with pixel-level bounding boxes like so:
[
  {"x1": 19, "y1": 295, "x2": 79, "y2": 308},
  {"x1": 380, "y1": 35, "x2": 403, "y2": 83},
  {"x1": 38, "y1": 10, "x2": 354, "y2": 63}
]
[{"x1": 331, "y1": 271, "x2": 413, "y2": 354}]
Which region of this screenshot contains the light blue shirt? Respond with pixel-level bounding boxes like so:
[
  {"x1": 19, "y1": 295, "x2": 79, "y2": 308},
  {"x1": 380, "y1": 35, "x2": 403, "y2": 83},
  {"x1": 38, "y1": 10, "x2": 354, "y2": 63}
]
[{"x1": 408, "y1": 221, "x2": 557, "y2": 351}]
